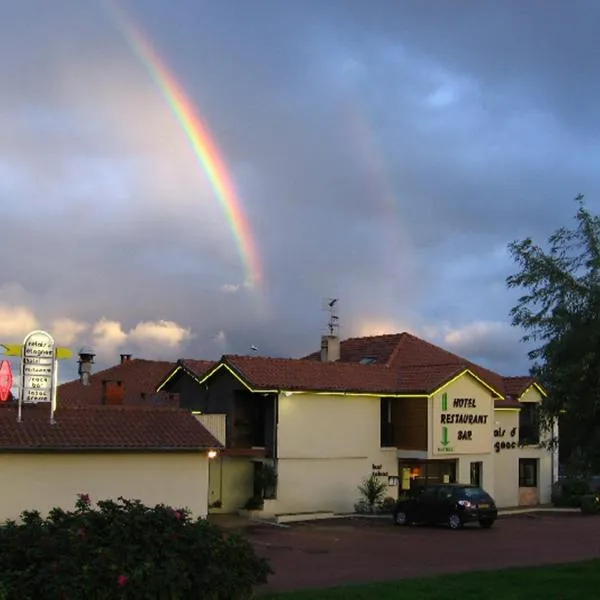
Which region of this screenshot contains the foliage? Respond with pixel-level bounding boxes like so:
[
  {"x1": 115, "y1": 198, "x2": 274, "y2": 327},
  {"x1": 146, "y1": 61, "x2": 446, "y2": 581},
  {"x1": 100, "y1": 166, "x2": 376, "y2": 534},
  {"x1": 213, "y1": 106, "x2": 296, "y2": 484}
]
[
  {"x1": 506, "y1": 194, "x2": 600, "y2": 474},
  {"x1": 353, "y1": 500, "x2": 370, "y2": 514},
  {"x1": 551, "y1": 479, "x2": 590, "y2": 507},
  {"x1": 357, "y1": 474, "x2": 388, "y2": 513},
  {"x1": 378, "y1": 496, "x2": 397, "y2": 514},
  {"x1": 255, "y1": 463, "x2": 278, "y2": 500},
  {"x1": 261, "y1": 559, "x2": 600, "y2": 599},
  {"x1": 244, "y1": 496, "x2": 265, "y2": 510},
  {"x1": 580, "y1": 494, "x2": 600, "y2": 515},
  {"x1": 0, "y1": 494, "x2": 272, "y2": 600}
]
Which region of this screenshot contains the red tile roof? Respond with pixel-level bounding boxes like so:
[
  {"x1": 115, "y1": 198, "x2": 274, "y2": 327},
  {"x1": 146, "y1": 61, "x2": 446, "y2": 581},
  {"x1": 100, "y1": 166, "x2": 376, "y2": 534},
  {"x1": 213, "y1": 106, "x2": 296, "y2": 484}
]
[
  {"x1": 302, "y1": 332, "x2": 545, "y2": 404},
  {"x1": 0, "y1": 404, "x2": 222, "y2": 451},
  {"x1": 503, "y1": 376, "x2": 536, "y2": 398},
  {"x1": 221, "y1": 354, "x2": 401, "y2": 394},
  {"x1": 58, "y1": 359, "x2": 178, "y2": 407},
  {"x1": 178, "y1": 360, "x2": 217, "y2": 380},
  {"x1": 214, "y1": 351, "x2": 506, "y2": 397}
]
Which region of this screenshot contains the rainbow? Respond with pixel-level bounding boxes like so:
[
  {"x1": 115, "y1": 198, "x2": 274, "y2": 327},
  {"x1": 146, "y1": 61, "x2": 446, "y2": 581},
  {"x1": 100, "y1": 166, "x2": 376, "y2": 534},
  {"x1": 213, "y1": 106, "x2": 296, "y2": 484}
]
[{"x1": 103, "y1": 0, "x2": 262, "y2": 290}]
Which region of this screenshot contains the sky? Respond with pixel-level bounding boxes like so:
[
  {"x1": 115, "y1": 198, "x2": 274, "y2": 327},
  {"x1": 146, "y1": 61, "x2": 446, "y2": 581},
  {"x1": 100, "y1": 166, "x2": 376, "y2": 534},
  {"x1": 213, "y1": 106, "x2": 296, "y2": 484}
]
[{"x1": 2, "y1": 0, "x2": 600, "y2": 383}]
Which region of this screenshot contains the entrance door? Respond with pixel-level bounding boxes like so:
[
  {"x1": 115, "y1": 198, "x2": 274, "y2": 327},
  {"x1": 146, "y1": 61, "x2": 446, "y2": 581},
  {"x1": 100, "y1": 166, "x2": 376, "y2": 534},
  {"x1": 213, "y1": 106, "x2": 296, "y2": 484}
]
[{"x1": 470, "y1": 461, "x2": 483, "y2": 487}]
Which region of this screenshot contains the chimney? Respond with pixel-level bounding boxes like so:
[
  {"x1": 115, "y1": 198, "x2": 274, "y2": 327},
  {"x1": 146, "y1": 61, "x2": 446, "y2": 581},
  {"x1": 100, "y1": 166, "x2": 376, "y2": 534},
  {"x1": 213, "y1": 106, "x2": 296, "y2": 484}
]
[
  {"x1": 320, "y1": 334, "x2": 340, "y2": 362},
  {"x1": 77, "y1": 348, "x2": 95, "y2": 386},
  {"x1": 102, "y1": 380, "x2": 125, "y2": 405},
  {"x1": 120, "y1": 354, "x2": 132, "y2": 364}
]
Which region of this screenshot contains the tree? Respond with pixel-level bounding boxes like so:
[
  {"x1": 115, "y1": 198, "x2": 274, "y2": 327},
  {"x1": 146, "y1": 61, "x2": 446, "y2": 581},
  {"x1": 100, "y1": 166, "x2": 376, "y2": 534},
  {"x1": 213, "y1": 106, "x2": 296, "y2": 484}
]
[{"x1": 506, "y1": 194, "x2": 600, "y2": 476}]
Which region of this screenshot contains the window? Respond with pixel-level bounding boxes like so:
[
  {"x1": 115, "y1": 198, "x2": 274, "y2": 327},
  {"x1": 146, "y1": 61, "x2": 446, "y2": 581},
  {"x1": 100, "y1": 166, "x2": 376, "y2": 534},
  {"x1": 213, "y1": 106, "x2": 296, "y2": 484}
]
[
  {"x1": 519, "y1": 403, "x2": 540, "y2": 445},
  {"x1": 380, "y1": 398, "x2": 394, "y2": 447},
  {"x1": 360, "y1": 356, "x2": 377, "y2": 365},
  {"x1": 462, "y1": 487, "x2": 490, "y2": 501},
  {"x1": 519, "y1": 458, "x2": 539, "y2": 487},
  {"x1": 470, "y1": 461, "x2": 483, "y2": 487}
]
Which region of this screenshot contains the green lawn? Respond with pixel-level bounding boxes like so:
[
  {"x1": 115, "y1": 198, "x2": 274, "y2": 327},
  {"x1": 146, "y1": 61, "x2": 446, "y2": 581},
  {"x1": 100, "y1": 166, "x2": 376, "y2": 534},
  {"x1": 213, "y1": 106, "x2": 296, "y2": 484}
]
[{"x1": 261, "y1": 560, "x2": 600, "y2": 599}]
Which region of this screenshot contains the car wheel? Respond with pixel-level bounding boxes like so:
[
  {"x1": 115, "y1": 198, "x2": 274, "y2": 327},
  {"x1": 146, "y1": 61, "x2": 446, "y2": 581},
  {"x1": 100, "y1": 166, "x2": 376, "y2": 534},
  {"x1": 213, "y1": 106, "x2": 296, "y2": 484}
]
[
  {"x1": 479, "y1": 518, "x2": 495, "y2": 529},
  {"x1": 448, "y1": 513, "x2": 463, "y2": 530},
  {"x1": 394, "y1": 510, "x2": 409, "y2": 526}
]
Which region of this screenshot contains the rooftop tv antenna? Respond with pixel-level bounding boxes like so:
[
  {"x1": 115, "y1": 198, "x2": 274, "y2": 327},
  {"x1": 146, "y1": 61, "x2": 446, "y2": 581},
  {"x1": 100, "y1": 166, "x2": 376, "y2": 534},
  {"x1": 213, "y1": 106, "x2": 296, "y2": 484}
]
[{"x1": 322, "y1": 298, "x2": 340, "y2": 336}]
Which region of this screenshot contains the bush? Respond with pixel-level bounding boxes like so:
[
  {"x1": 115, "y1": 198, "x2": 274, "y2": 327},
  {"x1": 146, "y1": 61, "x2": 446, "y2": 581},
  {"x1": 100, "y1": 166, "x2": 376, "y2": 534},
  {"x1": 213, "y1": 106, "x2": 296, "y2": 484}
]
[
  {"x1": 378, "y1": 496, "x2": 397, "y2": 514},
  {"x1": 552, "y1": 478, "x2": 591, "y2": 508},
  {"x1": 0, "y1": 494, "x2": 272, "y2": 600},
  {"x1": 580, "y1": 494, "x2": 600, "y2": 515},
  {"x1": 357, "y1": 474, "x2": 388, "y2": 513},
  {"x1": 353, "y1": 500, "x2": 370, "y2": 514}
]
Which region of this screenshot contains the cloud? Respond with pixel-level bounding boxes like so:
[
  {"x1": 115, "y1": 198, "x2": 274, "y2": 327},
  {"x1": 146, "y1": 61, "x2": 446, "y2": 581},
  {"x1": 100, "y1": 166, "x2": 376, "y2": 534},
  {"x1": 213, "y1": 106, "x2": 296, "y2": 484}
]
[
  {"x1": 128, "y1": 320, "x2": 193, "y2": 348},
  {"x1": 52, "y1": 318, "x2": 88, "y2": 346},
  {"x1": 439, "y1": 321, "x2": 525, "y2": 372},
  {"x1": 220, "y1": 284, "x2": 241, "y2": 294},
  {"x1": 0, "y1": 306, "x2": 37, "y2": 339},
  {"x1": 2, "y1": 0, "x2": 598, "y2": 379}
]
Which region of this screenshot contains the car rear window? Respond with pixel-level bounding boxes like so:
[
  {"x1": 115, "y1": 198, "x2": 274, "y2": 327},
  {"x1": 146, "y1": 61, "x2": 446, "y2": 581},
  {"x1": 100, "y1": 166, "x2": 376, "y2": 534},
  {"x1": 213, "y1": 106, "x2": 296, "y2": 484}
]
[{"x1": 461, "y1": 487, "x2": 491, "y2": 501}]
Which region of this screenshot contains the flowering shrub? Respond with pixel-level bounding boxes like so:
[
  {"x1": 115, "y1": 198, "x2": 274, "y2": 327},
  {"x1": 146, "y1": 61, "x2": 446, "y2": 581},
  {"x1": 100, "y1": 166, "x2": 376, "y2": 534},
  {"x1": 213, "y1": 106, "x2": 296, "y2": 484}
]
[{"x1": 0, "y1": 494, "x2": 272, "y2": 599}]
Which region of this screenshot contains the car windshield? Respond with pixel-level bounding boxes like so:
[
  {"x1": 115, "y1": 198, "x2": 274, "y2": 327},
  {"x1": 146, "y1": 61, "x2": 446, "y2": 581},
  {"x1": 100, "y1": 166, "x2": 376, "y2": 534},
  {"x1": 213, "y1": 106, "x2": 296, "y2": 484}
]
[{"x1": 461, "y1": 487, "x2": 491, "y2": 501}]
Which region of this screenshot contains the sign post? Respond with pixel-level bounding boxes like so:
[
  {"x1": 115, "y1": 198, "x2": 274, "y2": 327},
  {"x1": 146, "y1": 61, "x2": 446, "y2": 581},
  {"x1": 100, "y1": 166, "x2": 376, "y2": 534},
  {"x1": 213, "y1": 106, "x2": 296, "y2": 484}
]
[{"x1": 1, "y1": 332, "x2": 72, "y2": 424}]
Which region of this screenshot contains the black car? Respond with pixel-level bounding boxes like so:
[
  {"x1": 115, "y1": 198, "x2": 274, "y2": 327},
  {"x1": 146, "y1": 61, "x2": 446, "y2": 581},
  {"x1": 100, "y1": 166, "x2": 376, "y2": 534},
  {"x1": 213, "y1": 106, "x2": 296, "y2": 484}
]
[{"x1": 393, "y1": 483, "x2": 498, "y2": 530}]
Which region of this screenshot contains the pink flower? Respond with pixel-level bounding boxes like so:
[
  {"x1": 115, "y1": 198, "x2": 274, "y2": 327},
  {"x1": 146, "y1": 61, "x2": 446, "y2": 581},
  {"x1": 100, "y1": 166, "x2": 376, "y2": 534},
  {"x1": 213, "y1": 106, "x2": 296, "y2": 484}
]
[
  {"x1": 117, "y1": 575, "x2": 128, "y2": 587},
  {"x1": 79, "y1": 493, "x2": 91, "y2": 505}
]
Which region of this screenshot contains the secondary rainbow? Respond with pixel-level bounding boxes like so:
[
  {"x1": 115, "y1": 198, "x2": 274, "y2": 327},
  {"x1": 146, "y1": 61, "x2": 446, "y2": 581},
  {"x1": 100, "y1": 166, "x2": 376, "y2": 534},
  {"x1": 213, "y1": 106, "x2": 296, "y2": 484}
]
[{"x1": 103, "y1": 0, "x2": 263, "y2": 290}]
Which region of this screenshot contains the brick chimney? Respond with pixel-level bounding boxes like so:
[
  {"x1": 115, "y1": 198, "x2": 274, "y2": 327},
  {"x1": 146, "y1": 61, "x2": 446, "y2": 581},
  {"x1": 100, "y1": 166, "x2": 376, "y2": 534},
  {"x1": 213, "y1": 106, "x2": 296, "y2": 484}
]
[
  {"x1": 120, "y1": 354, "x2": 132, "y2": 364},
  {"x1": 102, "y1": 380, "x2": 125, "y2": 405}
]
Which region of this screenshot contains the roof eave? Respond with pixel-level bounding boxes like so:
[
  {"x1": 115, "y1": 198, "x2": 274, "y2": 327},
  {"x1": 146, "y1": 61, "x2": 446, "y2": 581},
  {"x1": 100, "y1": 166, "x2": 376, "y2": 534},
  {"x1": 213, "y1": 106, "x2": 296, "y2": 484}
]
[{"x1": 0, "y1": 446, "x2": 220, "y2": 453}]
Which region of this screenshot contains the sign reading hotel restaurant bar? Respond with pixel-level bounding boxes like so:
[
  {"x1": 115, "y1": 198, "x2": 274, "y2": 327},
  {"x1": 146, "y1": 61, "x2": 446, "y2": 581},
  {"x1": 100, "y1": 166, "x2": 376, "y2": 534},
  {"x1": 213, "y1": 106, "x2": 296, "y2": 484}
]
[
  {"x1": 432, "y1": 392, "x2": 492, "y2": 455},
  {"x1": 20, "y1": 330, "x2": 56, "y2": 405}
]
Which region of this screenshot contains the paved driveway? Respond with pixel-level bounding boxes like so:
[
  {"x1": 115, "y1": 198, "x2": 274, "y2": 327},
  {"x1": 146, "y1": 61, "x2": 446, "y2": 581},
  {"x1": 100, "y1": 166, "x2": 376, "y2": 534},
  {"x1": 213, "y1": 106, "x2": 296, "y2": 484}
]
[{"x1": 250, "y1": 514, "x2": 600, "y2": 593}]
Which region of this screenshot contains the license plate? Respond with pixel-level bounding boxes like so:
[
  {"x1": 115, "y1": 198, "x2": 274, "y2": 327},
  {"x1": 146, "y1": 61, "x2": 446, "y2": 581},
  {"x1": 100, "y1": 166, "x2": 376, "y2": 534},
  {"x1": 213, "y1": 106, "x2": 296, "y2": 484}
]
[{"x1": 479, "y1": 503, "x2": 489, "y2": 509}]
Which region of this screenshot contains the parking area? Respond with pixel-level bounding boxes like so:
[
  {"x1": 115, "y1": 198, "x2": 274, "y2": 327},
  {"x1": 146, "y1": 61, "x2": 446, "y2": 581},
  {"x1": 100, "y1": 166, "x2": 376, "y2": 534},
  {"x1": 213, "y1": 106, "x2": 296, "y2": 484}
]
[{"x1": 250, "y1": 514, "x2": 600, "y2": 593}]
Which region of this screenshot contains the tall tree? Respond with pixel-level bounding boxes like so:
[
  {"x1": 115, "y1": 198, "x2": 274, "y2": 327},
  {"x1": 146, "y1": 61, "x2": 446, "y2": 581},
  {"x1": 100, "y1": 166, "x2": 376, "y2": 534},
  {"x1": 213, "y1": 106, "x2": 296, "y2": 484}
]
[{"x1": 507, "y1": 194, "x2": 600, "y2": 475}]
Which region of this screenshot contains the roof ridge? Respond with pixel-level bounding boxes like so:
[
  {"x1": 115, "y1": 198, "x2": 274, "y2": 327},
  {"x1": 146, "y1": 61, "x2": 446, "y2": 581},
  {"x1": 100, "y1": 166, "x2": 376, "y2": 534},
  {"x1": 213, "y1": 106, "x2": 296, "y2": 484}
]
[{"x1": 386, "y1": 332, "x2": 410, "y2": 366}]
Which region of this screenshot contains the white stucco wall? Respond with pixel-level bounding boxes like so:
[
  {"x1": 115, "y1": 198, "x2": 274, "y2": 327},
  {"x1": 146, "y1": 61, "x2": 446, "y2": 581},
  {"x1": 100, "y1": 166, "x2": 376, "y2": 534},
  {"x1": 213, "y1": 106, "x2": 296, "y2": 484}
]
[
  {"x1": 274, "y1": 393, "x2": 397, "y2": 514},
  {"x1": 492, "y1": 410, "x2": 521, "y2": 507},
  {"x1": 492, "y1": 383, "x2": 554, "y2": 507},
  {"x1": 0, "y1": 452, "x2": 210, "y2": 523},
  {"x1": 208, "y1": 456, "x2": 254, "y2": 513}
]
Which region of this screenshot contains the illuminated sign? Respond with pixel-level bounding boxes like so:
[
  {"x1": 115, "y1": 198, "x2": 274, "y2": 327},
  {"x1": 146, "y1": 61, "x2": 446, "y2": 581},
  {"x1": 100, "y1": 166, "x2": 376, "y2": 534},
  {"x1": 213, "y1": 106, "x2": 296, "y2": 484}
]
[
  {"x1": 0, "y1": 360, "x2": 12, "y2": 402},
  {"x1": 432, "y1": 392, "x2": 492, "y2": 455}
]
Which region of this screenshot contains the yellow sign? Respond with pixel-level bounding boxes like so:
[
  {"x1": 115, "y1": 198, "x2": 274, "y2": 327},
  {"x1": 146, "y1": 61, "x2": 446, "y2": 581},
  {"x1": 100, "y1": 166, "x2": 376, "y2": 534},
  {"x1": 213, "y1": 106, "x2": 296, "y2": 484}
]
[
  {"x1": 401, "y1": 468, "x2": 411, "y2": 490},
  {"x1": 1, "y1": 344, "x2": 73, "y2": 360}
]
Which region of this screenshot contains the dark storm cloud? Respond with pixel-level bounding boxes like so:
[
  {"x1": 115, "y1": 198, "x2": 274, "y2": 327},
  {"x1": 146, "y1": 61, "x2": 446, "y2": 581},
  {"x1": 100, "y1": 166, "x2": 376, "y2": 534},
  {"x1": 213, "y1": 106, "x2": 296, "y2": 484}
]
[{"x1": 2, "y1": 0, "x2": 598, "y2": 377}]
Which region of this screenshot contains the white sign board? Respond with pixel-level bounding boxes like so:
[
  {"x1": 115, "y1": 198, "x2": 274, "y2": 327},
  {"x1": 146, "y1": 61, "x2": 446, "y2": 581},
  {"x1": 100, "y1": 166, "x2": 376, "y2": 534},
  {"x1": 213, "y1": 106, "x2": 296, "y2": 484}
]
[
  {"x1": 20, "y1": 330, "x2": 56, "y2": 405},
  {"x1": 431, "y1": 391, "x2": 492, "y2": 455}
]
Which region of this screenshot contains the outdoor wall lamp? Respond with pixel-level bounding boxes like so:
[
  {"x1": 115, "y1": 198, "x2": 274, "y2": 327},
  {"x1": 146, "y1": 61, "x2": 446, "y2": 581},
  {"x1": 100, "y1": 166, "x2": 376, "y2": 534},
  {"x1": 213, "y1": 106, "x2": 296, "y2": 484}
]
[{"x1": 208, "y1": 450, "x2": 218, "y2": 459}]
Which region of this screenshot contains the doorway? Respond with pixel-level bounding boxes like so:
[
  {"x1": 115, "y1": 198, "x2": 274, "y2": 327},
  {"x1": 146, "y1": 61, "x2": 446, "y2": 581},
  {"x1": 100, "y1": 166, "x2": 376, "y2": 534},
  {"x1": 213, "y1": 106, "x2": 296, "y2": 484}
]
[
  {"x1": 470, "y1": 461, "x2": 483, "y2": 487},
  {"x1": 398, "y1": 459, "x2": 457, "y2": 490}
]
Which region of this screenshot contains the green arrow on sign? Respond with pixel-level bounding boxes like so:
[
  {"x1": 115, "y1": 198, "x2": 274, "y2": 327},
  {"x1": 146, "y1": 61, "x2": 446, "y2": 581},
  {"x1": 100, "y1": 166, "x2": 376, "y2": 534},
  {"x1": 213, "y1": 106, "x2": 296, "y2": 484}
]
[
  {"x1": 441, "y1": 426, "x2": 450, "y2": 446},
  {"x1": 441, "y1": 392, "x2": 448, "y2": 411}
]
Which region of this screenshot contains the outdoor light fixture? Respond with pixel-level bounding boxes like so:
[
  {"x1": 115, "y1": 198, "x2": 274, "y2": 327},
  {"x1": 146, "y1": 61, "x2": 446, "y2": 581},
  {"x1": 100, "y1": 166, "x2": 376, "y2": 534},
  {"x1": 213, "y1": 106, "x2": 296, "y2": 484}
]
[{"x1": 208, "y1": 450, "x2": 218, "y2": 459}]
